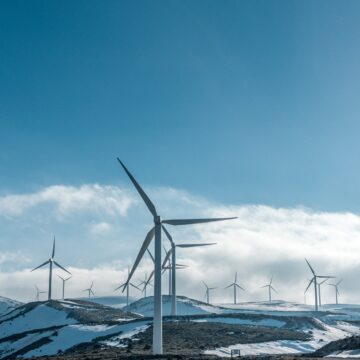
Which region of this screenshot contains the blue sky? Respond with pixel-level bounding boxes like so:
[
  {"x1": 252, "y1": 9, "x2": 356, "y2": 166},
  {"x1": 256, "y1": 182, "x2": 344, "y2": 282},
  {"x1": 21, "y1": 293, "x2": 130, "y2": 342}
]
[
  {"x1": 1, "y1": 0, "x2": 360, "y2": 211},
  {"x1": 2, "y1": 1, "x2": 360, "y2": 303}
]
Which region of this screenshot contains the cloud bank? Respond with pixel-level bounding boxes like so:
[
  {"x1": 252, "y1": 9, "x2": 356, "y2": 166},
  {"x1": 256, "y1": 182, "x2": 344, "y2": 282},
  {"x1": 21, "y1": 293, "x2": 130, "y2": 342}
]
[{"x1": 1, "y1": 184, "x2": 360, "y2": 305}]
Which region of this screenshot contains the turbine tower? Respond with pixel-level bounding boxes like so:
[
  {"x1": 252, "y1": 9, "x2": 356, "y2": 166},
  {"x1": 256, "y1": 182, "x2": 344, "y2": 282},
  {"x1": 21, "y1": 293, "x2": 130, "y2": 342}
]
[
  {"x1": 115, "y1": 267, "x2": 141, "y2": 306},
  {"x1": 58, "y1": 275, "x2": 71, "y2": 300},
  {"x1": 203, "y1": 281, "x2": 216, "y2": 304},
  {"x1": 161, "y1": 227, "x2": 216, "y2": 315},
  {"x1": 261, "y1": 277, "x2": 277, "y2": 302},
  {"x1": 317, "y1": 278, "x2": 328, "y2": 308},
  {"x1": 83, "y1": 281, "x2": 95, "y2": 298},
  {"x1": 305, "y1": 259, "x2": 334, "y2": 311},
  {"x1": 328, "y1": 279, "x2": 342, "y2": 305},
  {"x1": 31, "y1": 237, "x2": 71, "y2": 300},
  {"x1": 35, "y1": 285, "x2": 46, "y2": 301},
  {"x1": 117, "y1": 159, "x2": 236, "y2": 355},
  {"x1": 225, "y1": 272, "x2": 245, "y2": 304}
]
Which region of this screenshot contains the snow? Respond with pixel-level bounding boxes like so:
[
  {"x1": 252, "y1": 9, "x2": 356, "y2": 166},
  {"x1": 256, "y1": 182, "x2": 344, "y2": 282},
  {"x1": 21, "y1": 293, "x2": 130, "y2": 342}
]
[
  {"x1": 205, "y1": 318, "x2": 360, "y2": 357},
  {"x1": 0, "y1": 304, "x2": 76, "y2": 338},
  {"x1": 328, "y1": 350, "x2": 360, "y2": 358},
  {"x1": 193, "y1": 317, "x2": 285, "y2": 328},
  {"x1": 0, "y1": 296, "x2": 22, "y2": 316},
  {"x1": 23, "y1": 321, "x2": 151, "y2": 357},
  {"x1": 124, "y1": 295, "x2": 223, "y2": 316}
]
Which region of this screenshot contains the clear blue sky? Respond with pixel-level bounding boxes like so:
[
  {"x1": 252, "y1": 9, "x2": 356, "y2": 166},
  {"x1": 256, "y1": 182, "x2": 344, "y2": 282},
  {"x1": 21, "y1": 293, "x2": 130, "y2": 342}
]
[{"x1": 1, "y1": 0, "x2": 360, "y2": 211}]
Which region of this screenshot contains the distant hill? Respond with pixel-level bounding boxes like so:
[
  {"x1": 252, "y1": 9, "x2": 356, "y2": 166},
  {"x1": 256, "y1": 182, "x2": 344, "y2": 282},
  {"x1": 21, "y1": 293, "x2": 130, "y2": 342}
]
[
  {"x1": 75, "y1": 295, "x2": 136, "y2": 309},
  {"x1": 0, "y1": 296, "x2": 22, "y2": 316},
  {"x1": 123, "y1": 295, "x2": 224, "y2": 316},
  {"x1": 0, "y1": 299, "x2": 147, "y2": 359}
]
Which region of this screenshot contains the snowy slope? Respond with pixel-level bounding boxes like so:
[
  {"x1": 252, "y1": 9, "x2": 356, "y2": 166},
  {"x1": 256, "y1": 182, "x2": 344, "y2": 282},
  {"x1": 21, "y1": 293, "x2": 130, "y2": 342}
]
[
  {"x1": 123, "y1": 295, "x2": 224, "y2": 316},
  {"x1": 0, "y1": 299, "x2": 146, "y2": 359},
  {"x1": 0, "y1": 296, "x2": 21, "y2": 316},
  {"x1": 77, "y1": 295, "x2": 135, "y2": 309}
]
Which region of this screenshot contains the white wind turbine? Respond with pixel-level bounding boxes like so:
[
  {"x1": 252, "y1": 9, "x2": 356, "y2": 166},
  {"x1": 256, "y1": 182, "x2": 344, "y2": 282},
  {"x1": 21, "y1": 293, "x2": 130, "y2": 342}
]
[
  {"x1": 83, "y1": 281, "x2": 95, "y2": 298},
  {"x1": 31, "y1": 237, "x2": 71, "y2": 300},
  {"x1": 305, "y1": 259, "x2": 334, "y2": 311},
  {"x1": 138, "y1": 273, "x2": 152, "y2": 298},
  {"x1": 161, "y1": 227, "x2": 216, "y2": 315},
  {"x1": 317, "y1": 278, "x2": 328, "y2": 308},
  {"x1": 203, "y1": 281, "x2": 216, "y2": 304},
  {"x1": 328, "y1": 279, "x2": 342, "y2": 305},
  {"x1": 58, "y1": 275, "x2": 71, "y2": 300},
  {"x1": 261, "y1": 277, "x2": 277, "y2": 302},
  {"x1": 115, "y1": 267, "x2": 141, "y2": 306},
  {"x1": 117, "y1": 159, "x2": 236, "y2": 354},
  {"x1": 225, "y1": 272, "x2": 245, "y2": 304},
  {"x1": 35, "y1": 285, "x2": 46, "y2": 301}
]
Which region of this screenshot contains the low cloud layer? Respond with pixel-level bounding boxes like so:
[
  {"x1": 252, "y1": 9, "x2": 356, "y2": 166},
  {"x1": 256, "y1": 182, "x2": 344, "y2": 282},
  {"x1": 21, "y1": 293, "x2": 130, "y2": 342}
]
[{"x1": 1, "y1": 184, "x2": 360, "y2": 305}]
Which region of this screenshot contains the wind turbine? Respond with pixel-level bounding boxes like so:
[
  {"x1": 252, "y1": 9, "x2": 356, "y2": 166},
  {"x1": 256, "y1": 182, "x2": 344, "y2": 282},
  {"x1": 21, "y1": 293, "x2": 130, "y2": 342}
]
[
  {"x1": 161, "y1": 227, "x2": 216, "y2": 315},
  {"x1": 305, "y1": 259, "x2": 334, "y2": 311},
  {"x1": 31, "y1": 237, "x2": 71, "y2": 300},
  {"x1": 225, "y1": 272, "x2": 245, "y2": 304},
  {"x1": 138, "y1": 273, "x2": 153, "y2": 298},
  {"x1": 261, "y1": 277, "x2": 277, "y2": 302},
  {"x1": 58, "y1": 275, "x2": 71, "y2": 300},
  {"x1": 83, "y1": 281, "x2": 95, "y2": 298},
  {"x1": 203, "y1": 281, "x2": 216, "y2": 304},
  {"x1": 117, "y1": 159, "x2": 236, "y2": 355},
  {"x1": 317, "y1": 278, "x2": 328, "y2": 308},
  {"x1": 35, "y1": 285, "x2": 46, "y2": 301},
  {"x1": 328, "y1": 279, "x2": 342, "y2": 305},
  {"x1": 115, "y1": 267, "x2": 141, "y2": 306}
]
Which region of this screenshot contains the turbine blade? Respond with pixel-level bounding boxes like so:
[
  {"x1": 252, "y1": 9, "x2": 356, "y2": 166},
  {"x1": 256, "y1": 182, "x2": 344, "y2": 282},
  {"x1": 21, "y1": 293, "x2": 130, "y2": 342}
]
[
  {"x1": 271, "y1": 286, "x2": 277, "y2": 293},
  {"x1": 235, "y1": 272, "x2": 237, "y2": 283},
  {"x1": 130, "y1": 283, "x2": 141, "y2": 291},
  {"x1": 162, "y1": 217, "x2": 237, "y2": 226},
  {"x1": 305, "y1": 278, "x2": 314, "y2": 294},
  {"x1": 224, "y1": 283, "x2": 233, "y2": 289},
  {"x1": 202, "y1": 281, "x2": 208, "y2": 289},
  {"x1": 317, "y1": 275, "x2": 335, "y2": 279},
  {"x1": 31, "y1": 260, "x2": 50, "y2": 272},
  {"x1": 114, "y1": 283, "x2": 126, "y2": 291},
  {"x1": 305, "y1": 259, "x2": 316, "y2": 275},
  {"x1": 145, "y1": 270, "x2": 154, "y2": 287},
  {"x1": 337, "y1": 279, "x2": 342, "y2": 286},
  {"x1": 57, "y1": 274, "x2": 65, "y2": 281},
  {"x1": 91, "y1": 290, "x2": 95, "y2": 296},
  {"x1": 53, "y1": 261, "x2": 72, "y2": 275},
  {"x1": 161, "y1": 225, "x2": 174, "y2": 245},
  {"x1": 52, "y1": 236, "x2": 56, "y2": 258},
  {"x1": 117, "y1": 158, "x2": 157, "y2": 217},
  {"x1": 176, "y1": 243, "x2": 216, "y2": 248},
  {"x1": 125, "y1": 226, "x2": 155, "y2": 290},
  {"x1": 162, "y1": 247, "x2": 172, "y2": 269},
  {"x1": 235, "y1": 284, "x2": 245, "y2": 291},
  {"x1": 147, "y1": 249, "x2": 155, "y2": 263}
]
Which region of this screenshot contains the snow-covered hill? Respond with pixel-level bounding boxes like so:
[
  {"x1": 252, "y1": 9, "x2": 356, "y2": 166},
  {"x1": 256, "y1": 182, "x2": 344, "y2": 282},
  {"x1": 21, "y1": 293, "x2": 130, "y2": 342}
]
[
  {"x1": 0, "y1": 299, "x2": 148, "y2": 359},
  {"x1": 77, "y1": 295, "x2": 135, "y2": 309},
  {"x1": 123, "y1": 295, "x2": 224, "y2": 316},
  {"x1": 0, "y1": 296, "x2": 21, "y2": 316}
]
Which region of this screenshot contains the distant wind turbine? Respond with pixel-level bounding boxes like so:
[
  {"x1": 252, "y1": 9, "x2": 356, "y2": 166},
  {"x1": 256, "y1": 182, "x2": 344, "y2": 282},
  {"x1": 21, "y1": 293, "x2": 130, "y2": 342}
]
[
  {"x1": 83, "y1": 281, "x2": 95, "y2": 298},
  {"x1": 161, "y1": 227, "x2": 216, "y2": 315},
  {"x1": 117, "y1": 159, "x2": 236, "y2": 355},
  {"x1": 225, "y1": 272, "x2": 245, "y2": 304},
  {"x1": 58, "y1": 275, "x2": 71, "y2": 300},
  {"x1": 261, "y1": 277, "x2": 277, "y2": 302},
  {"x1": 305, "y1": 259, "x2": 334, "y2": 311},
  {"x1": 31, "y1": 237, "x2": 71, "y2": 300},
  {"x1": 203, "y1": 281, "x2": 216, "y2": 304},
  {"x1": 138, "y1": 273, "x2": 153, "y2": 298},
  {"x1": 328, "y1": 279, "x2": 342, "y2": 305},
  {"x1": 115, "y1": 267, "x2": 141, "y2": 306},
  {"x1": 35, "y1": 285, "x2": 46, "y2": 301},
  {"x1": 317, "y1": 278, "x2": 328, "y2": 308}
]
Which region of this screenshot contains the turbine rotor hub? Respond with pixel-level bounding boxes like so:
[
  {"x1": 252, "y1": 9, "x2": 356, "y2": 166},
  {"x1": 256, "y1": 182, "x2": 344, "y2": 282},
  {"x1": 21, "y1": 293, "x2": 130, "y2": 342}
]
[{"x1": 155, "y1": 215, "x2": 162, "y2": 224}]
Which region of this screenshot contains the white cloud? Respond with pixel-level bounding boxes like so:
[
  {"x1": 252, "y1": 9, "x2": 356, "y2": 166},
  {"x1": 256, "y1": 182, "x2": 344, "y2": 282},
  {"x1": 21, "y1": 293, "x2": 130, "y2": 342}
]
[{"x1": 1, "y1": 184, "x2": 360, "y2": 306}]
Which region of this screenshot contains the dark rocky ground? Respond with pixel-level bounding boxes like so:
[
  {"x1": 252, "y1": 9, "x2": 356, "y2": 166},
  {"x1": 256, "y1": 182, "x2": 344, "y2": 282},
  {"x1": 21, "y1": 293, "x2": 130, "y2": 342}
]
[{"x1": 23, "y1": 321, "x2": 309, "y2": 359}]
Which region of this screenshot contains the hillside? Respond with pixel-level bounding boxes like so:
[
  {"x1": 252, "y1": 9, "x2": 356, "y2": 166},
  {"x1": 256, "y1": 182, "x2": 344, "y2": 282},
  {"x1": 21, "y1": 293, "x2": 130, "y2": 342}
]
[{"x1": 0, "y1": 297, "x2": 22, "y2": 316}]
